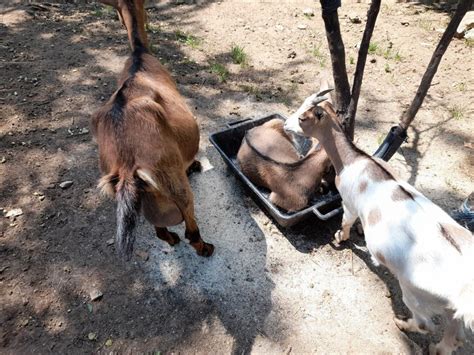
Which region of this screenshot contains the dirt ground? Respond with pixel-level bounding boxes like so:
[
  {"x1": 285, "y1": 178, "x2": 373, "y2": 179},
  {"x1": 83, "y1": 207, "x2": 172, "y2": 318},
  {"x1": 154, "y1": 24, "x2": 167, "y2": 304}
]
[{"x1": 1, "y1": 0, "x2": 473, "y2": 354}]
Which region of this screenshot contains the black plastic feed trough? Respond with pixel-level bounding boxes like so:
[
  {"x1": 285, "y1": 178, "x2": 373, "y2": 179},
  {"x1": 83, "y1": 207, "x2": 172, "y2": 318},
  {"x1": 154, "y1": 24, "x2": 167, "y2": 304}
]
[{"x1": 209, "y1": 113, "x2": 407, "y2": 227}]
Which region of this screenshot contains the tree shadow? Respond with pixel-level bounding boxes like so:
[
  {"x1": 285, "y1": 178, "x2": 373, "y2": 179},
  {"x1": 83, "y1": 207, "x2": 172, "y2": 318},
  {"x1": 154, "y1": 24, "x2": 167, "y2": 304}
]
[{"x1": 1, "y1": 1, "x2": 291, "y2": 353}]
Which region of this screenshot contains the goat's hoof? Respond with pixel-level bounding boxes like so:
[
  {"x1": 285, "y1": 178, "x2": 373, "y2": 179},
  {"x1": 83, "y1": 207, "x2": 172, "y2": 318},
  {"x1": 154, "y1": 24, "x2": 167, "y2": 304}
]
[
  {"x1": 187, "y1": 160, "x2": 202, "y2": 175},
  {"x1": 198, "y1": 242, "x2": 214, "y2": 257},
  {"x1": 394, "y1": 317, "x2": 410, "y2": 332},
  {"x1": 428, "y1": 343, "x2": 446, "y2": 355},
  {"x1": 394, "y1": 317, "x2": 429, "y2": 335},
  {"x1": 334, "y1": 230, "x2": 345, "y2": 244},
  {"x1": 167, "y1": 231, "x2": 181, "y2": 246}
]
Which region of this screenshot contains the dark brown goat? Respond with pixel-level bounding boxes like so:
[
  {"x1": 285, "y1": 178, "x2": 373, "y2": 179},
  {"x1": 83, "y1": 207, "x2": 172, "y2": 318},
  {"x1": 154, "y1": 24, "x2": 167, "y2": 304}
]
[
  {"x1": 237, "y1": 119, "x2": 332, "y2": 212},
  {"x1": 91, "y1": 0, "x2": 213, "y2": 260}
]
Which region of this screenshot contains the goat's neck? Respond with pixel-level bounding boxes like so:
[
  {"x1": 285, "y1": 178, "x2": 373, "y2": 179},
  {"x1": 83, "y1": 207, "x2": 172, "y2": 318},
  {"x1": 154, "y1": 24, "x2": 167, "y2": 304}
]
[
  {"x1": 314, "y1": 117, "x2": 361, "y2": 175},
  {"x1": 118, "y1": 0, "x2": 149, "y2": 51}
]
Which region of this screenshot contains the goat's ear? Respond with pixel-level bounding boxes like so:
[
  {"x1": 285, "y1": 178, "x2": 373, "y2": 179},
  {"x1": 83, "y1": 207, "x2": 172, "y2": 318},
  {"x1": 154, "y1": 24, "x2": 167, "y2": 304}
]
[{"x1": 316, "y1": 88, "x2": 334, "y2": 97}]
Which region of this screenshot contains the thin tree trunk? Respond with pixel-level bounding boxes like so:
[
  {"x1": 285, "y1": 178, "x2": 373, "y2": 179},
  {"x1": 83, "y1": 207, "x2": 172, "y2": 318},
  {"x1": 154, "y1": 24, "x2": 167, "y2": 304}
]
[
  {"x1": 397, "y1": 0, "x2": 473, "y2": 132},
  {"x1": 345, "y1": 0, "x2": 381, "y2": 140},
  {"x1": 321, "y1": 7, "x2": 351, "y2": 120}
]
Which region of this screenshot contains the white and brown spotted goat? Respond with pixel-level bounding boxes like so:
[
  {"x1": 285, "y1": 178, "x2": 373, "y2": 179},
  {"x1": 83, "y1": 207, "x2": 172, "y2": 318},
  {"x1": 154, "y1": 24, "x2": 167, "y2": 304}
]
[
  {"x1": 284, "y1": 92, "x2": 474, "y2": 354},
  {"x1": 92, "y1": 0, "x2": 213, "y2": 260}
]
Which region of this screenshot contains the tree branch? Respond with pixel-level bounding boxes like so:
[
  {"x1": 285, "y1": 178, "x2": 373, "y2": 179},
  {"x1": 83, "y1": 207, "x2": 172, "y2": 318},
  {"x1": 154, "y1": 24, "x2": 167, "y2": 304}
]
[
  {"x1": 345, "y1": 0, "x2": 381, "y2": 140},
  {"x1": 398, "y1": 0, "x2": 473, "y2": 132}
]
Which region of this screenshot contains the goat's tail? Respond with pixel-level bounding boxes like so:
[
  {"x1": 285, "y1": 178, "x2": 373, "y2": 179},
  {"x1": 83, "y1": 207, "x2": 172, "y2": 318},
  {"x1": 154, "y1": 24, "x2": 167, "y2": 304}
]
[
  {"x1": 100, "y1": 168, "x2": 161, "y2": 260},
  {"x1": 115, "y1": 176, "x2": 141, "y2": 260},
  {"x1": 454, "y1": 281, "x2": 474, "y2": 331}
]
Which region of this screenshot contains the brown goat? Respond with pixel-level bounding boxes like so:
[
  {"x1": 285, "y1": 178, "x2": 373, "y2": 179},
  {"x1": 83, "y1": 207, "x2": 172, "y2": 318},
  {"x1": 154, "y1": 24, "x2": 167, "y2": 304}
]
[
  {"x1": 237, "y1": 119, "x2": 333, "y2": 212},
  {"x1": 91, "y1": 0, "x2": 213, "y2": 260}
]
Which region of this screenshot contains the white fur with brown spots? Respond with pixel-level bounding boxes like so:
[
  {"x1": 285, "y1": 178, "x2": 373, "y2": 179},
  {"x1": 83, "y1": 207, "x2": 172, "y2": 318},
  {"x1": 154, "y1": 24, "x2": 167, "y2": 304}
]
[{"x1": 284, "y1": 93, "x2": 474, "y2": 355}]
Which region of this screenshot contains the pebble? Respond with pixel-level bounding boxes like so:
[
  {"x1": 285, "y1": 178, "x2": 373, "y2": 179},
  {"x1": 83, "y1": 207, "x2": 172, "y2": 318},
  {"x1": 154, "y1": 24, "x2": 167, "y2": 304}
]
[
  {"x1": 303, "y1": 8, "x2": 315, "y2": 17},
  {"x1": 89, "y1": 289, "x2": 103, "y2": 302},
  {"x1": 349, "y1": 15, "x2": 362, "y2": 24},
  {"x1": 297, "y1": 24, "x2": 308, "y2": 30},
  {"x1": 106, "y1": 238, "x2": 114, "y2": 246},
  {"x1": 135, "y1": 250, "x2": 149, "y2": 261},
  {"x1": 5, "y1": 208, "x2": 23, "y2": 218},
  {"x1": 59, "y1": 181, "x2": 73, "y2": 189}
]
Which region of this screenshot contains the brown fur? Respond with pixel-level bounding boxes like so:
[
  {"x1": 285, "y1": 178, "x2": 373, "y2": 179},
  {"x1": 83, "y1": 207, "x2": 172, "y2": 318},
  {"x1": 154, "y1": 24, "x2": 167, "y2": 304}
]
[
  {"x1": 237, "y1": 119, "x2": 333, "y2": 212},
  {"x1": 92, "y1": 0, "x2": 213, "y2": 259},
  {"x1": 439, "y1": 223, "x2": 465, "y2": 253},
  {"x1": 359, "y1": 181, "x2": 368, "y2": 194},
  {"x1": 367, "y1": 208, "x2": 382, "y2": 226},
  {"x1": 391, "y1": 187, "x2": 412, "y2": 201}
]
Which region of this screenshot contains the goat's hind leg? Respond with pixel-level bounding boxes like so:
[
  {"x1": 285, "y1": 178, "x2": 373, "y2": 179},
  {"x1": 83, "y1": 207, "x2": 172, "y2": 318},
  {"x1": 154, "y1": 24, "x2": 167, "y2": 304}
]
[
  {"x1": 170, "y1": 172, "x2": 214, "y2": 257},
  {"x1": 394, "y1": 284, "x2": 435, "y2": 335},
  {"x1": 155, "y1": 227, "x2": 180, "y2": 246},
  {"x1": 429, "y1": 315, "x2": 465, "y2": 355},
  {"x1": 334, "y1": 202, "x2": 357, "y2": 244}
]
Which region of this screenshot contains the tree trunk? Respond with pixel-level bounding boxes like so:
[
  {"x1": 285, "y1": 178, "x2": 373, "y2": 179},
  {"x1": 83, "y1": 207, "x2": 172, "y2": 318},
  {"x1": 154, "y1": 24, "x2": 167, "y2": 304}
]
[
  {"x1": 345, "y1": 0, "x2": 381, "y2": 140},
  {"x1": 321, "y1": 7, "x2": 351, "y2": 122}
]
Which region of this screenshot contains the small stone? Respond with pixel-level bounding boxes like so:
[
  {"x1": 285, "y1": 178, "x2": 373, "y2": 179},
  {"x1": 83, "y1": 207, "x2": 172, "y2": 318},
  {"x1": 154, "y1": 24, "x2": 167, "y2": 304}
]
[
  {"x1": 135, "y1": 250, "x2": 149, "y2": 261},
  {"x1": 287, "y1": 51, "x2": 297, "y2": 59},
  {"x1": 89, "y1": 289, "x2": 103, "y2": 302},
  {"x1": 87, "y1": 332, "x2": 97, "y2": 341},
  {"x1": 106, "y1": 238, "x2": 114, "y2": 246},
  {"x1": 297, "y1": 24, "x2": 308, "y2": 30},
  {"x1": 59, "y1": 181, "x2": 73, "y2": 189},
  {"x1": 303, "y1": 8, "x2": 314, "y2": 17},
  {"x1": 349, "y1": 15, "x2": 362, "y2": 24},
  {"x1": 370, "y1": 57, "x2": 377, "y2": 63},
  {"x1": 1, "y1": 157, "x2": 6, "y2": 164},
  {"x1": 401, "y1": 21, "x2": 409, "y2": 26},
  {"x1": 105, "y1": 339, "x2": 113, "y2": 347},
  {"x1": 5, "y1": 208, "x2": 23, "y2": 218}
]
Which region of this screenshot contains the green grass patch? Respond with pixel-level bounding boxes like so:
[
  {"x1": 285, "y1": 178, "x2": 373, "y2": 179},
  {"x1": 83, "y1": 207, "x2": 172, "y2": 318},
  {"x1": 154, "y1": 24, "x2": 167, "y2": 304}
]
[
  {"x1": 368, "y1": 42, "x2": 379, "y2": 55},
  {"x1": 146, "y1": 23, "x2": 161, "y2": 34},
  {"x1": 449, "y1": 105, "x2": 465, "y2": 120},
  {"x1": 418, "y1": 19, "x2": 433, "y2": 32},
  {"x1": 240, "y1": 84, "x2": 262, "y2": 100},
  {"x1": 175, "y1": 30, "x2": 202, "y2": 48},
  {"x1": 210, "y1": 62, "x2": 229, "y2": 82},
  {"x1": 231, "y1": 44, "x2": 248, "y2": 67},
  {"x1": 311, "y1": 44, "x2": 327, "y2": 67},
  {"x1": 92, "y1": 5, "x2": 115, "y2": 18}
]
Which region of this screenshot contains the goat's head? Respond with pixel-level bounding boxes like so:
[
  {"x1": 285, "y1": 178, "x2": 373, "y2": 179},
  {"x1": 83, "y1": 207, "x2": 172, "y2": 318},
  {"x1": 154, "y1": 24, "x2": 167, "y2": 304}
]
[{"x1": 284, "y1": 89, "x2": 334, "y2": 137}]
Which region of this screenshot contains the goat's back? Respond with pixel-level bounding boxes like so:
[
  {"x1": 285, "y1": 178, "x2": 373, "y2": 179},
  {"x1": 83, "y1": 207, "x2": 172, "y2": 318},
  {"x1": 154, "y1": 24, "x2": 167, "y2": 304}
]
[{"x1": 92, "y1": 53, "x2": 199, "y2": 174}]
